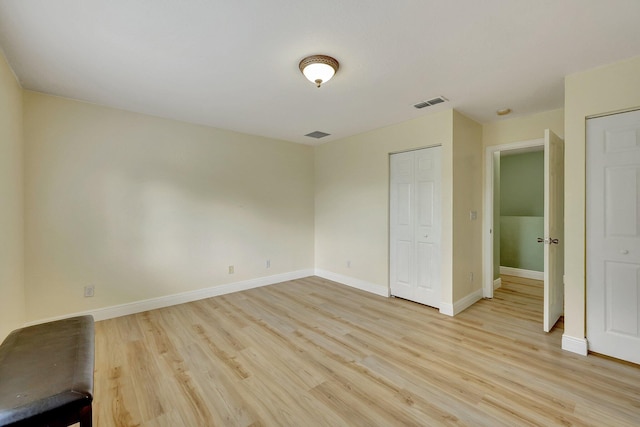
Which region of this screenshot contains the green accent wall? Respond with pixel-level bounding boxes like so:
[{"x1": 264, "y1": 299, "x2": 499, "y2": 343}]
[
  {"x1": 500, "y1": 150, "x2": 544, "y2": 271},
  {"x1": 500, "y1": 216, "x2": 544, "y2": 271},
  {"x1": 501, "y1": 150, "x2": 544, "y2": 216}
]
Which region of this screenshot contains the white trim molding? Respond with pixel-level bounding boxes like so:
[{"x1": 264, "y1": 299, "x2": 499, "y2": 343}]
[
  {"x1": 483, "y1": 138, "x2": 545, "y2": 299},
  {"x1": 439, "y1": 303, "x2": 454, "y2": 316},
  {"x1": 440, "y1": 289, "x2": 483, "y2": 317},
  {"x1": 500, "y1": 266, "x2": 544, "y2": 281},
  {"x1": 24, "y1": 269, "x2": 315, "y2": 327},
  {"x1": 493, "y1": 277, "x2": 502, "y2": 290},
  {"x1": 314, "y1": 269, "x2": 390, "y2": 297},
  {"x1": 562, "y1": 334, "x2": 588, "y2": 356},
  {"x1": 454, "y1": 289, "x2": 483, "y2": 315}
]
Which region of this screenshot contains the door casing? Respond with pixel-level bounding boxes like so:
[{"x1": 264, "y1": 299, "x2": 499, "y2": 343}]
[{"x1": 483, "y1": 138, "x2": 544, "y2": 299}]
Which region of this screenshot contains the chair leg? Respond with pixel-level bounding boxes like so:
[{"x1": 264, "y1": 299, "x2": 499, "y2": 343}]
[{"x1": 79, "y1": 405, "x2": 93, "y2": 427}]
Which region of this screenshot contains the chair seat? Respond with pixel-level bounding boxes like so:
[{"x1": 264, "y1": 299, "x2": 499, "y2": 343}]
[{"x1": 0, "y1": 316, "x2": 94, "y2": 427}]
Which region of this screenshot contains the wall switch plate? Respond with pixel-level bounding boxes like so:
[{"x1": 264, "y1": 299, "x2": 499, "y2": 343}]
[
  {"x1": 228, "y1": 265, "x2": 234, "y2": 274},
  {"x1": 84, "y1": 286, "x2": 95, "y2": 297},
  {"x1": 266, "y1": 259, "x2": 271, "y2": 268},
  {"x1": 470, "y1": 210, "x2": 478, "y2": 220}
]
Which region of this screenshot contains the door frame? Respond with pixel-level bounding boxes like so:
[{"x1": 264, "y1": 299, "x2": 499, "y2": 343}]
[{"x1": 482, "y1": 138, "x2": 544, "y2": 298}]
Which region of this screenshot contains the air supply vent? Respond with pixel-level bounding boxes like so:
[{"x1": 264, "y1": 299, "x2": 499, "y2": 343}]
[
  {"x1": 414, "y1": 96, "x2": 448, "y2": 109},
  {"x1": 305, "y1": 131, "x2": 331, "y2": 139}
]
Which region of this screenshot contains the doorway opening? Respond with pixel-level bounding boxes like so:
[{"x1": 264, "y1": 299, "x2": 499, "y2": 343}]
[
  {"x1": 484, "y1": 138, "x2": 544, "y2": 298},
  {"x1": 483, "y1": 131, "x2": 564, "y2": 332}
]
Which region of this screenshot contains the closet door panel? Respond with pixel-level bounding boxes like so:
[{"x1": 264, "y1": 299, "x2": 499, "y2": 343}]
[{"x1": 390, "y1": 147, "x2": 441, "y2": 308}]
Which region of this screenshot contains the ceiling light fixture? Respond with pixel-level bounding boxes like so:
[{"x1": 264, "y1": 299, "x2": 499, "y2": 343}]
[
  {"x1": 496, "y1": 108, "x2": 512, "y2": 116},
  {"x1": 299, "y1": 55, "x2": 339, "y2": 88}
]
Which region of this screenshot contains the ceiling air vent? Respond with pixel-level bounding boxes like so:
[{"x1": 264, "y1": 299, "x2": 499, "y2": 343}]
[
  {"x1": 305, "y1": 131, "x2": 331, "y2": 139},
  {"x1": 414, "y1": 96, "x2": 448, "y2": 109}
]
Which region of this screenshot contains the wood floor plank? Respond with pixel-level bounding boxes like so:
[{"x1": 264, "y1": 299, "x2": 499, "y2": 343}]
[{"x1": 94, "y1": 276, "x2": 640, "y2": 426}]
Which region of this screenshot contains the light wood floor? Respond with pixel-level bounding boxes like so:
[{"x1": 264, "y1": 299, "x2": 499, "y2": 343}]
[{"x1": 94, "y1": 275, "x2": 640, "y2": 426}]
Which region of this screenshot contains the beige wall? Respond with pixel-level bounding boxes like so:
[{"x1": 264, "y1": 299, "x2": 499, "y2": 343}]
[
  {"x1": 0, "y1": 51, "x2": 25, "y2": 339},
  {"x1": 483, "y1": 109, "x2": 564, "y2": 147},
  {"x1": 23, "y1": 92, "x2": 315, "y2": 321},
  {"x1": 564, "y1": 55, "x2": 640, "y2": 341},
  {"x1": 315, "y1": 110, "x2": 453, "y2": 296},
  {"x1": 314, "y1": 109, "x2": 483, "y2": 308},
  {"x1": 451, "y1": 111, "x2": 483, "y2": 301}
]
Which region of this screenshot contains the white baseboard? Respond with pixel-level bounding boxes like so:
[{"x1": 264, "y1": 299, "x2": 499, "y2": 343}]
[
  {"x1": 455, "y1": 288, "x2": 483, "y2": 315},
  {"x1": 24, "y1": 269, "x2": 315, "y2": 327},
  {"x1": 500, "y1": 266, "x2": 544, "y2": 280},
  {"x1": 562, "y1": 334, "x2": 588, "y2": 356},
  {"x1": 314, "y1": 269, "x2": 389, "y2": 297},
  {"x1": 493, "y1": 277, "x2": 502, "y2": 290},
  {"x1": 439, "y1": 303, "x2": 454, "y2": 316},
  {"x1": 439, "y1": 288, "x2": 483, "y2": 317}
]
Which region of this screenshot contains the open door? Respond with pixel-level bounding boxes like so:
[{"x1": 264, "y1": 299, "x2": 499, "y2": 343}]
[{"x1": 543, "y1": 129, "x2": 564, "y2": 332}]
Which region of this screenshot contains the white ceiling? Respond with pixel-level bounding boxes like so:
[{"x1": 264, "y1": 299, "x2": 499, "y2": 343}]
[{"x1": 1, "y1": 1, "x2": 640, "y2": 145}]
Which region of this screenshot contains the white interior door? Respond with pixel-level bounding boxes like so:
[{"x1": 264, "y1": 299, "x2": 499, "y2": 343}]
[
  {"x1": 587, "y1": 109, "x2": 640, "y2": 364},
  {"x1": 414, "y1": 148, "x2": 442, "y2": 306},
  {"x1": 390, "y1": 147, "x2": 441, "y2": 308},
  {"x1": 543, "y1": 129, "x2": 564, "y2": 332},
  {"x1": 390, "y1": 151, "x2": 415, "y2": 301}
]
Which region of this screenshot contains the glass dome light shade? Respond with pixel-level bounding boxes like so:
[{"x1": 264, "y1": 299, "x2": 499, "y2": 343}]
[{"x1": 299, "y1": 55, "x2": 339, "y2": 88}]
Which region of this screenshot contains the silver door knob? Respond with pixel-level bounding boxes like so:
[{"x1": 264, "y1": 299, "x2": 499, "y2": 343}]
[{"x1": 621, "y1": 249, "x2": 629, "y2": 254}]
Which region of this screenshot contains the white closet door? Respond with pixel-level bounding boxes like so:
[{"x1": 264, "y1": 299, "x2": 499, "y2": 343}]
[
  {"x1": 414, "y1": 148, "x2": 442, "y2": 306},
  {"x1": 390, "y1": 147, "x2": 441, "y2": 308},
  {"x1": 390, "y1": 151, "x2": 415, "y2": 301},
  {"x1": 587, "y1": 109, "x2": 640, "y2": 364}
]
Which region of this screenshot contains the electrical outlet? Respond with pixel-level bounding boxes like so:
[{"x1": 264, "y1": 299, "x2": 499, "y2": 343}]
[
  {"x1": 470, "y1": 210, "x2": 477, "y2": 220},
  {"x1": 228, "y1": 265, "x2": 234, "y2": 274},
  {"x1": 266, "y1": 259, "x2": 271, "y2": 268},
  {"x1": 347, "y1": 260, "x2": 351, "y2": 268},
  {"x1": 84, "y1": 285, "x2": 95, "y2": 297}
]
